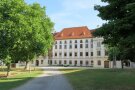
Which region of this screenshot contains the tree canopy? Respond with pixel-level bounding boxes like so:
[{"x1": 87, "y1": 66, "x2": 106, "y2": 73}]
[
  {"x1": 0, "y1": 0, "x2": 54, "y2": 75},
  {"x1": 94, "y1": 0, "x2": 135, "y2": 62}
]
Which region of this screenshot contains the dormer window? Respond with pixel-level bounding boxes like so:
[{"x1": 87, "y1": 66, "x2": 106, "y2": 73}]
[{"x1": 69, "y1": 32, "x2": 74, "y2": 36}]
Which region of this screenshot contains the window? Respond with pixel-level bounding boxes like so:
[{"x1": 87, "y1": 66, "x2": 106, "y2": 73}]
[
  {"x1": 80, "y1": 44, "x2": 83, "y2": 48},
  {"x1": 69, "y1": 61, "x2": 72, "y2": 64},
  {"x1": 86, "y1": 40, "x2": 88, "y2": 43},
  {"x1": 97, "y1": 51, "x2": 101, "y2": 56},
  {"x1": 75, "y1": 44, "x2": 77, "y2": 48},
  {"x1": 91, "y1": 60, "x2": 94, "y2": 65},
  {"x1": 105, "y1": 50, "x2": 108, "y2": 56},
  {"x1": 86, "y1": 52, "x2": 89, "y2": 56},
  {"x1": 69, "y1": 52, "x2": 72, "y2": 56},
  {"x1": 97, "y1": 60, "x2": 101, "y2": 65},
  {"x1": 54, "y1": 60, "x2": 57, "y2": 64},
  {"x1": 85, "y1": 44, "x2": 88, "y2": 48},
  {"x1": 86, "y1": 61, "x2": 89, "y2": 66},
  {"x1": 64, "y1": 60, "x2": 67, "y2": 64},
  {"x1": 60, "y1": 41, "x2": 62, "y2": 44},
  {"x1": 75, "y1": 52, "x2": 77, "y2": 56},
  {"x1": 80, "y1": 40, "x2": 83, "y2": 43},
  {"x1": 59, "y1": 53, "x2": 62, "y2": 56},
  {"x1": 65, "y1": 41, "x2": 67, "y2": 44},
  {"x1": 70, "y1": 40, "x2": 72, "y2": 43},
  {"x1": 91, "y1": 52, "x2": 93, "y2": 56},
  {"x1": 97, "y1": 42, "x2": 101, "y2": 47},
  {"x1": 91, "y1": 43, "x2": 93, "y2": 48},
  {"x1": 59, "y1": 60, "x2": 62, "y2": 65},
  {"x1": 55, "y1": 45, "x2": 57, "y2": 49},
  {"x1": 41, "y1": 60, "x2": 43, "y2": 64},
  {"x1": 64, "y1": 53, "x2": 67, "y2": 56},
  {"x1": 80, "y1": 52, "x2": 83, "y2": 56},
  {"x1": 80, "y1": 61, "x2": 83, "y2": 65},
  {"x1": 59, "y1": 45, "x2": 62, "y2": 49},
  {"x1": 55, "y1": 41, "x2": 57, "y2": 44},
  {"x1": 75, "y1": 40, "x2": 77, "y2": 43},
  {"x1": 69, "y1": 45, "x2": 72, "y2": 49},
  {"x1": 75, "y1": 61, "x2": 77, "y2": 65},
  {"x1": 64, "y1": 45, "x2": 67, "y2": 49},
  {"x1": 55, "y1": 53, "x2": 57, "y2": 56}
]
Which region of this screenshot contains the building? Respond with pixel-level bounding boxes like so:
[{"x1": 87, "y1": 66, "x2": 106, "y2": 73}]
[
  {"x1": 19, "y1": 26, "x2": 135, "y2": 68},
  {"x1": 48, "y1": 26, "x2": 111, "y2": 68}
]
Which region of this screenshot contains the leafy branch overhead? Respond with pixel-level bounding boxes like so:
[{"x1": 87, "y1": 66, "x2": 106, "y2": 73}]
[{"x1": 93, "y1": 0, "x2": 135, "y2": 61}]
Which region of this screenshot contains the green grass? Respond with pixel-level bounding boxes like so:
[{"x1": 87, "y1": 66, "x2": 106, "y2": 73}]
[
  {"x1": 0, "y1": 68, "x2": 43, "y2": 90},
  {"x1": 61, "y1": 69, "x2": 135, "y2": 90}
]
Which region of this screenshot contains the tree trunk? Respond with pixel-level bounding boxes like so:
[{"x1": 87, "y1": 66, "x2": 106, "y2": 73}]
[
  {"x1": 24, "y1": 61, "x2": 29, "y2": 70},
  {"x1": 6, "y1": 63, "x2": 11, "y2": 77}
]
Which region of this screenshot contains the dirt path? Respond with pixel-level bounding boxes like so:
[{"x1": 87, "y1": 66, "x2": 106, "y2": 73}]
[{"x1": 13, "y1": 68, "x2": 73, "y2": 90}]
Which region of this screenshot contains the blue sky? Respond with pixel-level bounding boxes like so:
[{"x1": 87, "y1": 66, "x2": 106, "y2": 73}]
[{"x1": 25, "y1": 0, "x2": 107, "y2": 32}]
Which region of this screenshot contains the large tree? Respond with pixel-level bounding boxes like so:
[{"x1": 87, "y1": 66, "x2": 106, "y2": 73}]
[
  {"x1": 0, "y1": 0, "x2": 54, "y2": 76},
  {"x1": 94, "y1": 0, "x2": 135, "y2": 62}
]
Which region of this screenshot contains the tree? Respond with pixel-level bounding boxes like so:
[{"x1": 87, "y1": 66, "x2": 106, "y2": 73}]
[
  {"x1": 0, "y1": 0, "x2": 54, "y2": 76},
  {"x1": 94, "y1": 0, "x2": 135, "y2": 62}
]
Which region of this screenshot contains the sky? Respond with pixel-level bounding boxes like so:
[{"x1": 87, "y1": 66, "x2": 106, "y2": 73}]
[{"x1": 25, "y1": 0, "x2": 107, "y2": 32}]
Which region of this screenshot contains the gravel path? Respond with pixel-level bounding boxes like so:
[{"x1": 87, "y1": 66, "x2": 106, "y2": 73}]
[{"x1": 13, "y1": 68, "x2": 73, "y2": 90}]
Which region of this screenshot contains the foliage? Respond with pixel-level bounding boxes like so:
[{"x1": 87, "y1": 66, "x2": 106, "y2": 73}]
[
  {"x1": 0, "y1": 0, "x2": 54, "y2": 74},
  {"x1": 94, "y1": 0, "x2": 135, "y2": 62}
]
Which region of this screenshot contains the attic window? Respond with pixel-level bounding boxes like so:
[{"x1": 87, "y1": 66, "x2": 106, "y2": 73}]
[
  {"x1": 80, "y1": 32, "x2": 85, "y2": 35},
  {"x1": 60, "y1": 32, "x2": 63, "y2": 37},
  {"x1": 69, "y1": 32, "x2": 74, "y2": 36}
]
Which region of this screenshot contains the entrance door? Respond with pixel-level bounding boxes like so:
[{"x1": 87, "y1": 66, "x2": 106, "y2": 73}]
[
  {"x1": 104, "y1": 61, "x2": 109, "y2": 68},
  {"x1": 36, "y1": 60, "x2": 39, "y2": 66}
]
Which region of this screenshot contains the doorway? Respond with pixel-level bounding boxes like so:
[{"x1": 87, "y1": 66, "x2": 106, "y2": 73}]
[{"x1": 104, "y1": 61, "x2": 109, "y2": 68}]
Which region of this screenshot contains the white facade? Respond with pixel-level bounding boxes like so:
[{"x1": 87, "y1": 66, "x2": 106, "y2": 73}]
[{"x1": 48, "y1": 37, "x2": 109, "y2": 68}]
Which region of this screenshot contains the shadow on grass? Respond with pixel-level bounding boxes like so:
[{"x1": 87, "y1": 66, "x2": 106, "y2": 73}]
[{"x1": 60, "y1": 69, "x2": 135, "y2": 90}]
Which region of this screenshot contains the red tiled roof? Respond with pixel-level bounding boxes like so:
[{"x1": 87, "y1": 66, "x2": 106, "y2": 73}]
[{"x1": 54, "y1": 26, "x2": 94, "y2": 40}]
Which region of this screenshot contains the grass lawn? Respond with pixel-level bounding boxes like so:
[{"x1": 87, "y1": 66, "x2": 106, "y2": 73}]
[
  {"x1": 61, "y1": 69, "x2": 135, "y2": 90},
  {"x1": 0, "y1": 67, "x2": 43, "y2": 90}
]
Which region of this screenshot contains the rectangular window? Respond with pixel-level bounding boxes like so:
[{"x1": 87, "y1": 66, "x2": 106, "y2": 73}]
[
  {"x1": 97, "y1": 60, "x2": 101, "y2": 65},
  {"x1": 80, "y1": 52, "x2": 83, "y2": 56},
  {"x1": 59, "y1": 45, "x2": 62, "y2": 49},
  {"x1": 91, "y1": 43, "x2": 93, "y2": 48},
  {"x1": 97, "y1": 42, "x2": 101, "y2": 47},
  {"x1": 55, "y1": 53, "x2": 57, "y2": 56},
  {"x1": 41, "y1": 60, "x2": 43, "y2": 64},
  {"x1": 55, "y1": 60, "x2": 57, "y2": 64},
  {"x1": 64, "y1": 53, "x2": 67, "y2": 56},
  {"x1": 59, "y1": 53, "x2": 62, "y2": 56},
  {"x1": 75, "y1": 44, "x2": 77, "y2": 48},
  {"x1": 85, "y1": 44, "x2": 88, "y2": 48},
  {"x1": 86, "y1": 52, "x2": 89, "y2": 56},
  {"x1": 105, "y1": 50, "x2": 108, "y2": 56},
  {"x1": 97, "y1": 51, "x2": 101, "y2": 56},
  {"x1": 80, "y1": 44, "x2": 83, "y2": 48},
  {"x1": 69, "y1": 45, "x2": 72, "y2": 49},
  {"x1": 75, "y1": 52, "x2": 77, "y2": 56},
  {"x1": 55, "y1": 45, "x2": 57, "y2": 49},
  {"x1": 64, "y1": 45, "x2": 67, "y2": 49},
  {"x1": 69, "y1": 52, "x2": 72, "y2": 56},
  {"x1": 91, "y1": 52, "x2": 93, "y2": 56}
]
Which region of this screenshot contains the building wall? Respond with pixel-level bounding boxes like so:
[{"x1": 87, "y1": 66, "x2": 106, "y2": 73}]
[{"x1": 48, "y1": 37, "x2": 109, "y2": 68}]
